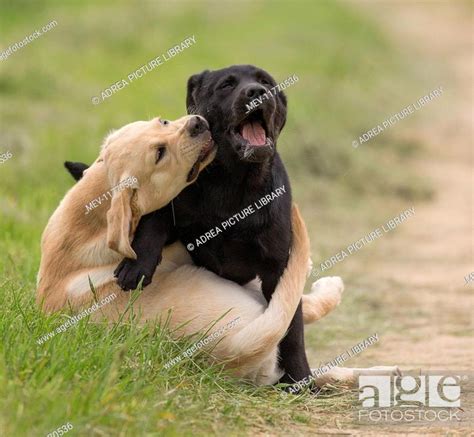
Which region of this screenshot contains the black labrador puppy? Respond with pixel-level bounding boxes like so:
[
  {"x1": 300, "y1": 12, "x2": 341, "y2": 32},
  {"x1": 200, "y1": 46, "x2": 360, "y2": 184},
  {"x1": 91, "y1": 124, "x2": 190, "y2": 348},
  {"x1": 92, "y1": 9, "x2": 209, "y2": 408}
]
[{"x1": 66, "y1": 65, "x2": 312, "y2": 386}]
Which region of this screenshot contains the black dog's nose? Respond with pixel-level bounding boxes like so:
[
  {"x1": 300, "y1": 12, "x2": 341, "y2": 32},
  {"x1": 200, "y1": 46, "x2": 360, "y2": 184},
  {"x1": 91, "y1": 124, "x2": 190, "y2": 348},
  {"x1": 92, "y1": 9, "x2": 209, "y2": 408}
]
[
  {"x1": 246, "y1": 85, "x2": 267, "y2": 99},
  {"x1": 188, "y1": 116, "x2": 209, "y2": 137}
]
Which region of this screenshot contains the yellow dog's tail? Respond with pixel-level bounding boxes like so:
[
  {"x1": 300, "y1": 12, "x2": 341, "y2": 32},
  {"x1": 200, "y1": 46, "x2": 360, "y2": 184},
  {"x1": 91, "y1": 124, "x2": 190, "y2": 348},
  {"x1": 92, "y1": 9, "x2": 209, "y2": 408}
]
[{"x1": 222, "y1": 203, "x2": 310, "y2": 373}]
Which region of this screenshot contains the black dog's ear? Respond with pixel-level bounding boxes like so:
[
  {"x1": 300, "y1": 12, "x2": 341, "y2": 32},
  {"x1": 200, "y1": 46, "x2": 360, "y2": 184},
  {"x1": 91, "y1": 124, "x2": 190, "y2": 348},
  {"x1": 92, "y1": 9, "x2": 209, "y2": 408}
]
[
  {"x1": 186, "y1": 70, "x2": 209, "y2": 114},
  {"x1": 64, "y1": 161, "x2": 89, "y2": 181},
  {"x1": 274, "y1": 91, "x2": 288, "y2": 135}
]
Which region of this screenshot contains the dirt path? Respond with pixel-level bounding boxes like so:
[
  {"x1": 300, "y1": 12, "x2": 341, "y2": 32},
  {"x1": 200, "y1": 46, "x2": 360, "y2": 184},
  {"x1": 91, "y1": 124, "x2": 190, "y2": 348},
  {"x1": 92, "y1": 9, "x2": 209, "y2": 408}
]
[
  {"x1": 343, "y1": 2, "x2": 473, "y2": 435},
  {"x1": 361, "y1": 0, "x2": 473, "y2": 373}
]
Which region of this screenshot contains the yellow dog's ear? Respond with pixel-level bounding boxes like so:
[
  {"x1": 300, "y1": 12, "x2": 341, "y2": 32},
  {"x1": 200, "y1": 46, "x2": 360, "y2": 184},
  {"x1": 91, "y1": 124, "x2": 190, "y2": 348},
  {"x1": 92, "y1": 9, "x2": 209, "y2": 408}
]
[{"x1": 106, "y1": 179, "x2": 140, "y2": 259}]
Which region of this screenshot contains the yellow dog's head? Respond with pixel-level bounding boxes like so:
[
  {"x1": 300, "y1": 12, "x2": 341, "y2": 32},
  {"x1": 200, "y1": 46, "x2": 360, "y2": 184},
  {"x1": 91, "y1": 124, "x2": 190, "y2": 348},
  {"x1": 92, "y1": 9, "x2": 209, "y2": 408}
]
[{"x1": 102, "y1": 115, "x2": 215, "y2": 258}]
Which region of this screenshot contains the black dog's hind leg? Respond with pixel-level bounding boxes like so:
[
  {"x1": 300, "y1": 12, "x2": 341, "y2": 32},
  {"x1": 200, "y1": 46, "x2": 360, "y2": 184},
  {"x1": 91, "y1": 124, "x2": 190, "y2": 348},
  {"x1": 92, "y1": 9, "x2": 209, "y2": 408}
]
[
  {"x1": 114, "y1": 205, "x2": 175, "y2": 290},
  {"x1": 261, "y1": 271, "x2": 312, "y2": 387},
  {"x1": 64, "y1": 161, "x2": 89, "y2": 181},
  {"x1": 277, "y1": 302, "x2": 313, "y2": 386}
]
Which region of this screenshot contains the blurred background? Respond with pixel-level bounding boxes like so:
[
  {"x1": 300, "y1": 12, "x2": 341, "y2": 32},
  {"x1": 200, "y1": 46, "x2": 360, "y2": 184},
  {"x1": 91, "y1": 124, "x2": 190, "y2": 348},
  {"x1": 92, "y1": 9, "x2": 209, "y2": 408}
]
[
  {"x1": 0, "y1": 0, "x2": 437, "y2": 289},
  {"x1": 0, "y1": 0, "x2": 472, "y2": 435}
]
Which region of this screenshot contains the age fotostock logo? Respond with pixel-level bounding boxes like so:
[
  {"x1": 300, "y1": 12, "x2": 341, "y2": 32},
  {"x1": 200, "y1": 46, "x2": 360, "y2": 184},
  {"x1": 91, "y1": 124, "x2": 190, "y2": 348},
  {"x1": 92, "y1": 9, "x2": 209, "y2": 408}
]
[{"x1": 357, "y1": 373, "x2": 470, "y2": 424}]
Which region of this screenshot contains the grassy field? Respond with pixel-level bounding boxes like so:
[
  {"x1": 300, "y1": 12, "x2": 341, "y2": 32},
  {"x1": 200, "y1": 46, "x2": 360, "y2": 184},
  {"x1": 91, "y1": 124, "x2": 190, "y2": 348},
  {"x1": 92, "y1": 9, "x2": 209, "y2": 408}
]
[{"x1": 0, "y1": 0, "x2": 439, "y2": 435}]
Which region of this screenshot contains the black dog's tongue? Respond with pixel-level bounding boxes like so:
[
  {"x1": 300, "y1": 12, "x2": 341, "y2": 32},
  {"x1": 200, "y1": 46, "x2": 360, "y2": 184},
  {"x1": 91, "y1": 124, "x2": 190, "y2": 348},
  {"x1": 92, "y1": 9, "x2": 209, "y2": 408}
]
[{"x1": 241, "y1": 121, "x2": 266, "y2": 146}]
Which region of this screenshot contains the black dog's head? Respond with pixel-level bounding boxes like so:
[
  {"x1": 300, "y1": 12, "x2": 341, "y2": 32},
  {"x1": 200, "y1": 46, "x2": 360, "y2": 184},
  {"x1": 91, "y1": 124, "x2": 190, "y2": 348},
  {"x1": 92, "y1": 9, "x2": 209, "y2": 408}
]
[{"x1": 186, "y1": 65, "x2": 287, "y2": 165}]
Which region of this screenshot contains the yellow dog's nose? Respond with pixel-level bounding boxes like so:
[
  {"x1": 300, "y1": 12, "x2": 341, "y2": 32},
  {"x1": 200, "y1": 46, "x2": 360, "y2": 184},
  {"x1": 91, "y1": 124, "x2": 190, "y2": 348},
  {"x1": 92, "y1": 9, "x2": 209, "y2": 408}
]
[{"x1": 187, "y1": 115, "x2": 209, "y2": 137}]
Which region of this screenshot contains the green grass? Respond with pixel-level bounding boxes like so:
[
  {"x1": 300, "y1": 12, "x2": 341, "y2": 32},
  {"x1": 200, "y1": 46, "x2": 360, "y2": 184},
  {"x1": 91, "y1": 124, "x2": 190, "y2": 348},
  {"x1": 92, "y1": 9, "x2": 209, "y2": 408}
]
[
  {"x1": 1, "y1": 284, "x2": 359, "y2": 436},
  {"x1": 0, "y1": 0, "x2": 434, "y2": 435}
]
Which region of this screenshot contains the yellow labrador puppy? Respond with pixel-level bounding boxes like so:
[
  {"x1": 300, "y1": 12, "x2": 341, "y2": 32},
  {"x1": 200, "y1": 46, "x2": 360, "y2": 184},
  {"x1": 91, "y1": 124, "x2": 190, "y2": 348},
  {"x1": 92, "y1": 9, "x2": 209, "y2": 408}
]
[
  {"x1": 37, "y1": 115, "x2": 397, "y2": 387},
  {"x1": 37, "y1": 115, "x2": 216, "y2": 312}
]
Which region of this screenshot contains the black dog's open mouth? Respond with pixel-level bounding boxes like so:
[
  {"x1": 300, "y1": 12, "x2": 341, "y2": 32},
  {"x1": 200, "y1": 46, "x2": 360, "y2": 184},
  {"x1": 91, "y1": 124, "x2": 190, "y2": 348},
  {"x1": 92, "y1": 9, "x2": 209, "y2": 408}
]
[
  {"x1": 235, "y1": 110, "x2": 272, "y2": 148},
  {"x1": 187, "y1": 137, "x2": 215, "y2": 182}
]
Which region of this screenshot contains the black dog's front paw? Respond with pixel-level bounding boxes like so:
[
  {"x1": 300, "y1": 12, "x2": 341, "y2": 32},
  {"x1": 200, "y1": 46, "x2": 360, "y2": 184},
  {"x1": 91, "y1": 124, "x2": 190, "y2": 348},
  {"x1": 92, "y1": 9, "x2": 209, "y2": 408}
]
[{"x1": 114, "y1": 258, "x2": 154, "y2": 291}]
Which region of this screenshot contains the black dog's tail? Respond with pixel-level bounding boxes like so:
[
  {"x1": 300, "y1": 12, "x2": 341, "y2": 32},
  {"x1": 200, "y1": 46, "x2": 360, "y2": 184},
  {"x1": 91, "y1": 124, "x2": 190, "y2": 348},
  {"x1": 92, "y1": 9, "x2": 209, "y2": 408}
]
[{"x1": 64, "y1": 161, "x2": 89, "y2": 181}]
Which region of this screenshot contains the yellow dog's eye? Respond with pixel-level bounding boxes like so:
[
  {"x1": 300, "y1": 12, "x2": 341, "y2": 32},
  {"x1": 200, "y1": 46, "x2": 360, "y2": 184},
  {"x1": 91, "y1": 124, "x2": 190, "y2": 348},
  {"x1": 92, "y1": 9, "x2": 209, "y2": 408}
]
[
  {"x1": 160, "y1": 119, "x2": 170, "y2": 126},
  {"x1": 156, "y1": 146, "x2": 166, "y2": 163}
]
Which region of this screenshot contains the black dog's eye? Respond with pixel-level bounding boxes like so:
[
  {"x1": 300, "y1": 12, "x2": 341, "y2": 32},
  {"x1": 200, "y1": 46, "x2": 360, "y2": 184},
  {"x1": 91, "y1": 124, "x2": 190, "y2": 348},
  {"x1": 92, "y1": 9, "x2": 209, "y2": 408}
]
[
  {"x1": 160, "y1": 119, "x2": 170, "y2": 126},
  {"x1": 259, "y1": 77, "x2": 271, "y2": 86},
  {"x1": 219, "y1": 77, "x2": 236, "y2": 90},
  {"x1": 155, "y1": 146, "x2": 166, "y2": 163}
]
